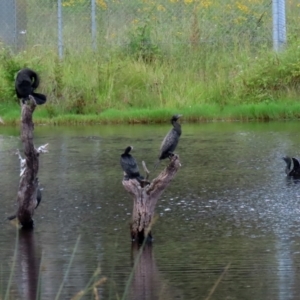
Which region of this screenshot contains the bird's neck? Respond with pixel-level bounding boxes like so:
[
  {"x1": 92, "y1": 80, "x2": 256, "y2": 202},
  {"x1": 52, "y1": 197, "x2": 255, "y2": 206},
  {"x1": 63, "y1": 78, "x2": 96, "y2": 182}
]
[{"x1": 172, "y1": 121, "x2": 181, "y2": 134}]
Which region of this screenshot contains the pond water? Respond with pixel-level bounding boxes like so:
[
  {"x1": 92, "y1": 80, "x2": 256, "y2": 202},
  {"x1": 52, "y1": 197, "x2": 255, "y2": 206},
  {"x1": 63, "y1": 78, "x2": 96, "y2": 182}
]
[{"x1": 1, "y1": 121, "x2": 300, "y2": 299}]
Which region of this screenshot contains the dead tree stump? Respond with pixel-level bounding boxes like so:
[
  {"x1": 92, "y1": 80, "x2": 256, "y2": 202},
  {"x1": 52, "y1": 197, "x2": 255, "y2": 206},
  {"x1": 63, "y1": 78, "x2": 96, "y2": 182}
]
[
  {"x1": 16, "y1": 98, "x2": 48, "y2": 228},
  {"x1": 122, "y1": 154, "x2": 181, "y2": 243}
]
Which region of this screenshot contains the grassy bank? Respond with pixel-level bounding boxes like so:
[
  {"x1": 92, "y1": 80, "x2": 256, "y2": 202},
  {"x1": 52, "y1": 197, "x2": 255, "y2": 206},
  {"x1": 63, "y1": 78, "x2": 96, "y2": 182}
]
[
  {"x1": 0, "y1": 0, "x2": 300, "y2": 125},
  {"x1": 2, "y1": 102, "x2": 300, "y2": 126},
  {"x1": 1, "y1": 43, "x2": 300, "y2": 125}
]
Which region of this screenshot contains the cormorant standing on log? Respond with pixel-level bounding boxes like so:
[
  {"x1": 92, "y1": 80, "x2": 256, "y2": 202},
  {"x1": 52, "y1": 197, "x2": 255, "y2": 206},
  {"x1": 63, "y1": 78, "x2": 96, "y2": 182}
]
[
  {"x1": 7, "y1": 186, "x2": 42, "y2": 221},
  {"x1": 15, "y1": 68, "x2": 47, "y2": 105},
  {"x1": 283, "y1": 156, "x2": 300, "y2": 177},
  {"x1": 155, "y1": 114, "x2": 182, "y2": 168},
  {"x1": 35, "y1": 187, "x2": 42, "y2": 209},
  {"x1": 120, "y1": 146, "x2": 144, "y2": 182}
]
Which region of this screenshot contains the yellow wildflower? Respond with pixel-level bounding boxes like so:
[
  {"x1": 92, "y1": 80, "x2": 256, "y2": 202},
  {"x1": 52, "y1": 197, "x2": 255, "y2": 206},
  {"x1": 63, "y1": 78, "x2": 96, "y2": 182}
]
[
  {"x1": 199, "y1": 0, "x2": 212, "y2": 8},
  {"x1": 62, "y1": 0, "x2": 75, "y2": 7},
  {"x1": 234, "y1": 16, "x2": 247, "y2": 24},
  {"x1": 97, "y1": 0, "x2": 107, "y2": 9},
  {"x1": 132, "y1": 19, "x2": 139, "y2": 25},
  {"x1": 157, "y1": 4, "x2": 166, "y2": 11},
  {"x1": 236, "y1": 2, "x2": 249, "y2": 14}
]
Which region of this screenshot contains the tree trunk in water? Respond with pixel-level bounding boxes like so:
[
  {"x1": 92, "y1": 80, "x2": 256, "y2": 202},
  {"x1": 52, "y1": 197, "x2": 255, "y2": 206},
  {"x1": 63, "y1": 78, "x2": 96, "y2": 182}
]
[
  {"x1": 16, "y1": 99, "x2": 46, "y2": 228},
  {"x1": 122, "y1": 154, "x2": 181, "y2": 243}
]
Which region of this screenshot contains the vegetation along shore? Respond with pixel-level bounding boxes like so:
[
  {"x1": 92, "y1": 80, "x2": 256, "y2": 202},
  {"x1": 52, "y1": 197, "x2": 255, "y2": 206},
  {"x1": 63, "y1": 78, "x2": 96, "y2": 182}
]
[{"x1": 0, "y1": 0, "x2": 299, "y2": 125}]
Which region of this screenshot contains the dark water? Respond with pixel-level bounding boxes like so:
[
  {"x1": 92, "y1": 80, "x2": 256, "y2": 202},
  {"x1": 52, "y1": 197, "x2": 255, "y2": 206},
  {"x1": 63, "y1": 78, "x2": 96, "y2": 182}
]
[{"x1": 1, "y1": 122, "x2": 300, "y2": 300}]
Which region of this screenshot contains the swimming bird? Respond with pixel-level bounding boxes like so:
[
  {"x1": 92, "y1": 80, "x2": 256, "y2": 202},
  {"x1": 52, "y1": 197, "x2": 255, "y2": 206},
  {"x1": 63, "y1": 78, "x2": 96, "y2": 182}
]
[
  {"x1": 282, "y1": 156, "x2": 300, "y2": 177},
  {"x1": 155, "y1": 114, "x2": 182, "y2": 168},
  {"x1": 15, "y1": 68, "x2": 47, "y2": 105},
  {"x1": 120, "y1": 146, "x2": 144, "y2": 182}
]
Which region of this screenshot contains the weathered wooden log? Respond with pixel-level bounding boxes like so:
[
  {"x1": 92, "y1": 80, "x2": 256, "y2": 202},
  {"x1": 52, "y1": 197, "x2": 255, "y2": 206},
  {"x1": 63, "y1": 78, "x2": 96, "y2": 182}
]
[
  {"x1": 122, "y1": 154, "x2": 181, "y2": 243},
  {"x1": 16, "y1": 98, "x2": 48, "y2": 228}
]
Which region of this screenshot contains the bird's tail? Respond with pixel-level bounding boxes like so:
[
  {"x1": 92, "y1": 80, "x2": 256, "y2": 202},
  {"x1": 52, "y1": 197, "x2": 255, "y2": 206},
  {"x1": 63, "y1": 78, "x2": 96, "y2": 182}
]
[
  {"x1": 7, "y1": 214, "x2": 17, "y2": 221},
  {"x1": 282, "y1": 156, "x2": 291, "y2": 165},
  {"x1": 136, "y1": 175, "x2": 145, "y2": 183},
  {"x1": 153, "y1": 159, "x2": 160, "y2": 171},
  {"x1": 31, "y1": 92, "x2": 47, "y2": 105},
  {"x1": 282, "y1": 156, "x2": 300, "y2": 176}
]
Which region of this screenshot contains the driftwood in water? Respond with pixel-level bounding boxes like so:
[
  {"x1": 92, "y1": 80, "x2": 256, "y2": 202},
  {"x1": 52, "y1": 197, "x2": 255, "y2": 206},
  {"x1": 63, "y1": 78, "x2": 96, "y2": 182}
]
[
  {"x1": 122, "y1": 154, "x2": 181, "y2": 242},
  {"x1": 15, "y1": 98, "x2": 48, "y2": 228}
]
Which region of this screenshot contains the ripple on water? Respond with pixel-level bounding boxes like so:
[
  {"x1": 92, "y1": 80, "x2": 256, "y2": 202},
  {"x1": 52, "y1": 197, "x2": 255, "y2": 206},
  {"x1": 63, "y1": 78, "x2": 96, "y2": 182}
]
[{"x1": 1, "y1": 123, "x2": 300, "y2": 299}]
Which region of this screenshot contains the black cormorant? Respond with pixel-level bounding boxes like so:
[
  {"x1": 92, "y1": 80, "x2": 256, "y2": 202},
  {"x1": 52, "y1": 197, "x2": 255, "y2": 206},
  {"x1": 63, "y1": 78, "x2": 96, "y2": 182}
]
[
  {"x1": 120, "y1": 146, "x2": 144, "y2": 182},
  {"x1": 7, "y1": 186, "x2": 42, "y2": 221},
  {"x1": 155, "y1": 114, "x2": 182, "y2": 168},
  {"x1": 35, "y1": 186, "x2": 42, "y2": 209},
  {"x1": 283, "y1": 156, "x2": 300, "y2": 177},
  {"x1": 15, "y1": 68, "x2": 47, "y2": 105}
]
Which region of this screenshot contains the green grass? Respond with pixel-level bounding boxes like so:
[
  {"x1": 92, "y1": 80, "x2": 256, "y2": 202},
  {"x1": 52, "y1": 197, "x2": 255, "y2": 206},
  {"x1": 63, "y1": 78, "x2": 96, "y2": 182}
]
[
  {"x1": 0, "y1": 0, "x2": 299, "y2": 125},
  {"x1": 1, "y1": 102, "x2": 300, "y2": 126}
]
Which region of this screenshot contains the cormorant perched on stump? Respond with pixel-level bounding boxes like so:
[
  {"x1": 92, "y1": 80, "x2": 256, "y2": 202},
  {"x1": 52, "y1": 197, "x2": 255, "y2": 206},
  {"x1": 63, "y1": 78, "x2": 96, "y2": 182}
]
[
  {"x1": 15, "y1": 68, "x2": 47, "y2": 105},
  {"x1": 7, "y1": 186, "x2": 42, "y2": 221},
  {"x1": 35, "y1": 185, "x2": 42, "y2": 209},
  {"x1": 155, "y1": 114, "x2": 182, "y2": 168},
  {"x1": 120, "y1": 146, "x2": 144, "y2": 182},
  {"x1": 283, "y1": 156, "x2": 300, "y2": 177}
]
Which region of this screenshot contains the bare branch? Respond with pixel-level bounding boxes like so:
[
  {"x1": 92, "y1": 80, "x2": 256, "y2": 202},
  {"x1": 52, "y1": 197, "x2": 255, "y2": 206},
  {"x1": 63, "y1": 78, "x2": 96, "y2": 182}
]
[
  {"x1": 16, "y1": 149, "x2": 26, "y2": 177},
  {"x1": 142, "y1": 161, "x2": 150, "y2": 180},
  {"x1": 37, "y1": 143, "x2": 49, "y2": 154},
  {"x1": 146, "y1": 154, "x2": 180, "y2": 200}
]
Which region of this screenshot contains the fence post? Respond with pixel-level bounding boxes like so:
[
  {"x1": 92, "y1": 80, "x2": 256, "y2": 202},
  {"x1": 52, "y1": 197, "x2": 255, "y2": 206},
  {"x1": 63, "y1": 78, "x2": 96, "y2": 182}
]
[
  {"x1": 91, "y1": 0, "x2": 97, "y2": 51},
  {"x1": 57, "y1": 0, "x2": 63, "y2": 59},
  {"x1": 272, "y1": 0, "x2": 286, "y2": 52}
]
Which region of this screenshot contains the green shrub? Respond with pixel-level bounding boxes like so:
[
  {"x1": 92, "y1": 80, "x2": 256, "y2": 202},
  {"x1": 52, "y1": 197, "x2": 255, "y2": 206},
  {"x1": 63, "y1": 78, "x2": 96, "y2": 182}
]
[
  {"x1": 235, "y1": 43, "x2": 300, "y2": 103},
  {"x1": 127, "y1": 21, "x2": 160, "y2": 63}
]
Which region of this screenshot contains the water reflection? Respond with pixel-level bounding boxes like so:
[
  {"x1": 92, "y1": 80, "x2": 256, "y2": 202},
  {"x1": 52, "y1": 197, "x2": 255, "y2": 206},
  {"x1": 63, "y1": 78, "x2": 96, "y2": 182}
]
[
  {"x1": 1, "y1": 122, "x2": 300, "y2": 299},
  {"x1": 17, "y1": 229, "x2": 41, "y2": 300},
  {"x1": 129, "y1": 243, "x2": 181, "y2": 300},
  {"x1": 276, "y1": 239, "x2": 294, "y2": 300}
]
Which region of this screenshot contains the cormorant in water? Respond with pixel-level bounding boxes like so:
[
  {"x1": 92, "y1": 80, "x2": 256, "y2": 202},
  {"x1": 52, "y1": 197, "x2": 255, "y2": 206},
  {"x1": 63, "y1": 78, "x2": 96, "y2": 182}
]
[
  {"x1": 120, "y1": 146, "x2": 144, "y2": 182},
  {"x1": 283, "y1": 156, "x2": 300, "y2": 177},
  {"x1": 155, "y1": 114, "x2": 182, "y2": 168},
  {"x1": 15, "y1": 68, "x2": 47, "y2": 105}
]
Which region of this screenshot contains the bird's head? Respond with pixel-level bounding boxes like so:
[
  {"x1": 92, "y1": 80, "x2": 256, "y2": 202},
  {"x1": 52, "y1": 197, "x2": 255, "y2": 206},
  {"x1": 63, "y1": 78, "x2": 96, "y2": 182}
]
[
  {"x1": 124, "y1": 146, "x2": 133, "y2": 154},
  {"x1": 171, "y1": 114, "x2": 182, "y2": 123}
]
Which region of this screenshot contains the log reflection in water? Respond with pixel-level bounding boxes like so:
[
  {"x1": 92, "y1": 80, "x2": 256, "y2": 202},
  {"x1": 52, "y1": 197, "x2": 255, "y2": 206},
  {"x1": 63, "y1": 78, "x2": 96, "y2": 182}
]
[
  {"x1": 129, "y1": 243, "x2": 182, "y2": 300},
  {"x1": 17, "y1": 229, "x2": 41, "y2": 300}
]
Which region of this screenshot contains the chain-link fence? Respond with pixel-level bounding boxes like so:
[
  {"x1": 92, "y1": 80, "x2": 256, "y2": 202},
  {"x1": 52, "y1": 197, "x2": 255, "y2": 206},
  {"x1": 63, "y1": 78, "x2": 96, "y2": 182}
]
[{"x1": 0, "y1": 0, "x2": 298, "y2": 57}]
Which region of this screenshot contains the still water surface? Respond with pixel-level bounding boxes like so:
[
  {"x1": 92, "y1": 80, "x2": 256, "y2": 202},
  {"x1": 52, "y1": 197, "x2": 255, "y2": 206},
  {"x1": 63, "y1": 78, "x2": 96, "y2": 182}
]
[{"x1": 1, "y1": 122, "x2": 300, "y2": 299}]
